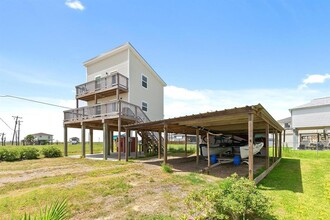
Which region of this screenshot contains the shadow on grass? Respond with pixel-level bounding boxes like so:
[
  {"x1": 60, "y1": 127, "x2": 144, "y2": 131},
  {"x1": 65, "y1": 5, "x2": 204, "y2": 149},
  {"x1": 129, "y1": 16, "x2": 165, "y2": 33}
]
[{"x1": 259, "y1": 158, "x2": 303, "y2": 193}]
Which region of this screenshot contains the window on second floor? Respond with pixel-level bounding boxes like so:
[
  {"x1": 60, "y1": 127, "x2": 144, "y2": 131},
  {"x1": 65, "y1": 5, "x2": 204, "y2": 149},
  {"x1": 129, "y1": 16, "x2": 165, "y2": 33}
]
[
  {"x1": 142, "y1": 101, "x2": 148, "y2": 112},
  {"x1": 142, "y1": 75, "x2": 148, "y2": 88}
]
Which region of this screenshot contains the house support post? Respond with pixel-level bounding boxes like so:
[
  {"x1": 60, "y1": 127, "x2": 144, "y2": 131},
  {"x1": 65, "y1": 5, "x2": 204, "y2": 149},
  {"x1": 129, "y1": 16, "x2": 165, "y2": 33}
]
[
  {"x1": 248, "y1": 113, "x2": 254, "y2": 181},
  {"x1": 110, "y1": 130, "x2": 113, "y2": 153},
  {"x1": 196, "y1": 129, "x2": 200, "y2": 165},
  {"x1": 64, "y1": 125, "x2": 68, "y2": 156},
  {"x1": 293, "y1": 129, "x2": 298, "y2": 149},
  {"x1": 81, "y1": 123, "x2": 86, "y2": 158},
  {"x1": 265, "y1": 124, "x2": 270, "y2": 169},
  {"x1": 207, "y1": 132, "x2": 211, "y2": 167},
  {"x1": 135, "y1": 131, "x2": 138, "y2": 159},
  {"x1": 103, "y1": 122, "x2": 109, "y2": 160},
  {"x1": 76, "y1": 99, "x2": 79, "y2": 108},
  {"x1": 118, "y1": 117, "x2": 122, "y2": 161},
  {"x1": 125, "y1": 129, "x2": 129, "y2": 162},
  {"x1": 107, "y1": 130, "x2": 111, "y2": 156},
  {"x1": 163, "y1": 124, "x2": 168, "y2": 164},
  {"x1": 184, "y1": 133, "x2": 188, "y2": 158},
  {"x1": 89, "y1": 129, "x2": 93, "y2": 154},
  {"x1": 158, "y1": 131, "x2": 162, "y2": 159}
]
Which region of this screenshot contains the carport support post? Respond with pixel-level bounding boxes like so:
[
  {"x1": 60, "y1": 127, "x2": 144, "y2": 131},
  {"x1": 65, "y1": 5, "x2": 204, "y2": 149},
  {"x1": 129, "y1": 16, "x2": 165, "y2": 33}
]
[
  {"x1": 103, "y1": 123, "x2": 109, "y2": 160},
  {"x1": 248, "y1": 113, "x2": 254, "y2": 181},
  {"x1": 89, "y1": 129, "x2": 93, "y2": 154},
  {"x1": 164, "y1": 124, "x2": 168, "y2": 164},
  {"x1": 265, "y1": 124, "x2": 270, "y2": 169},
  {"x1": 125, "y1": 129, "x2": 129, "y2": 162},
  {"x1": 64, "y1": 125, "x2": 68, "y2": 156},
  {"x1": 158, "y1": 131, "x2": 162, "y2": 159},
  {"x1": 207, "y1": 132, "x2": 211, "y2": 167},
  {"x1": 184, "y1": 133, "x2": 188, "y2": 158},
  {"x1": 279, "y1": 131, "x2": 282, "y2": 158},
  {"x1": 81, "y1": 123, "x2": 86, "y2": 158},
  {"x1": 196, "y1": 129, "x2": 199, "y2": 165},
  {"x1": 275, "y1": 131, "x2": 278, "y2": 160}
]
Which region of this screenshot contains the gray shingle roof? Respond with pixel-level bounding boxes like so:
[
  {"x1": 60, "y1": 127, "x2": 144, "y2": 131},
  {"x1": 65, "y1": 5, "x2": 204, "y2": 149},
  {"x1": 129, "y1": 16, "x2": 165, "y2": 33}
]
[{"x1": 290, "y1": 97, "x2": 330, "y2": 110}]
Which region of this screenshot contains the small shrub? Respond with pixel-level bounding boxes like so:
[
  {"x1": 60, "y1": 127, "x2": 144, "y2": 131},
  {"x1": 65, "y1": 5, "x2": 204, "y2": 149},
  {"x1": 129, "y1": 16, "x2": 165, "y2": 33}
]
[
  {"x1": 0, "y1": 148, "x2": 20, "y2": 162},
  {"x1": 161, "y1": 163, "x2": 173, "y2": 173},
  {"x1": 20, "y1": 147, "x2": 40, "y2": 160},
  {"x1": 185, "y1": 173, "x2": 272, "y2": 219},
  {"x1": 42, "y1": 146, "x2": 62, "y2": 158},
  {"x1": 0, "y1": 148, "x2": 8, "y2": 161}
]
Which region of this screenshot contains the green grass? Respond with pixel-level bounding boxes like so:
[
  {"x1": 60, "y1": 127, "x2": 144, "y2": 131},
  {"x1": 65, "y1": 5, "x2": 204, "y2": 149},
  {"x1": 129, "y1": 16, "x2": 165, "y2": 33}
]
[
  {"x1": 258, "y1": 150, "x2": 330, "y2": 219},
  {"x1": 1, "y1": 146, "x2": 329, "y2": 219}
]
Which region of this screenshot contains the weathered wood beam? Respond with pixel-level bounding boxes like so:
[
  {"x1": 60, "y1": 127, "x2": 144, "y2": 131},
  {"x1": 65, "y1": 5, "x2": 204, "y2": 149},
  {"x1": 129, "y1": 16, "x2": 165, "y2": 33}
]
[
  {"x1": 89, "y1": 128, "x2": 93, "y2": 154},
  {"x1": 125, "y1": 129, "x2": 129, "y2": 162},
  {"x1": 248, "y1": 113, "x2": 254, "y2": 181},
  {"x1": 81, "y1": 123, "x2": 86, "y2": 158},
  {"x1": 158, "y1": 131, "x2": 162, "y2": 159},
  {"x1": 184, "y1": 133, "x2": 187, "y2": 158},
  {"x1": 118, "y1": 116, "x2": 121, "y2": 161},
  {"x1": 265, "y1": 124, "x2": 269, "y2": 169},
  {"x1": 207, "y1": 132, "x2": 211, "y2": 167},
  {"x1": 103, "y1": 123, "x2": 108, "y2": 160},
  {"x1": 164, "y1": 125, "x2": 168, "y2": 164},
  {"x1": 196, "y1": 129, "x2": 200, "y2": 165},
  {"x1": 64, "y1": 125, "x2": 68, "y2": 157}
]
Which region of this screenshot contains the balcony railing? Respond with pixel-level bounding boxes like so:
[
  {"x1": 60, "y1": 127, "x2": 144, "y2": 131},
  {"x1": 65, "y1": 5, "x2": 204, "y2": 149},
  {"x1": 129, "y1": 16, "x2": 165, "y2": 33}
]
[
  {"x1": 75, "y1": 72, "x2": 128, "y2": 97},
  {"x1": 64, "y1": 100, "x2": 149, "y2": 123}
]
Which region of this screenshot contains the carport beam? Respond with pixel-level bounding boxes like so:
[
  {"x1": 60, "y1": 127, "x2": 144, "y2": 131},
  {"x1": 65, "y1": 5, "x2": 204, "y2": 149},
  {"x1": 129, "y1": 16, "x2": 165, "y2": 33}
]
[
  {"x1": 164, "y1": 125, "x2": 168, "y2": 164},
  {"x1": 265, "y1": 124, "x2": 269, "y2": 169},
  {"x1": 184, "y1": 133, "x2": 187, "y2": 158},
  {"x1": 196, "y1": 129, "x2": 199, "y2": 165},
  {"x1": 207, "y1": 132, "x2": 211, "y2": 167},
  {"x1": 248, "y1": 113, "x2": 254, "y2": 181},
  {"x1": 158, "y1": 131, "x2": 162, "y2": 159},
  {"x1": 64, "y1": 125, "x2": 68, "y2": 156}
]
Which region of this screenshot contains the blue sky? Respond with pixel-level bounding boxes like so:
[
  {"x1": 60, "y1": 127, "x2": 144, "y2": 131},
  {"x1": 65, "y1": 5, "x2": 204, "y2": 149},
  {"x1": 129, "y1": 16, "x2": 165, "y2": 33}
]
[{"x1": 1, "y1": 0, "x2": 330, "y2": 141}]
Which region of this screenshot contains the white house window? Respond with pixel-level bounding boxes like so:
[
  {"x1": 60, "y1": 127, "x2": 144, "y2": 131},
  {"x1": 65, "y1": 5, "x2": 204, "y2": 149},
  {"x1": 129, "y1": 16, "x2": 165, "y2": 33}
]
[
  {"x1": 142, "y1": 75, "x2": 148, "y2": 88},
  {"x1": 142, "y1": 102, "x2": 148, "y2": 112}
]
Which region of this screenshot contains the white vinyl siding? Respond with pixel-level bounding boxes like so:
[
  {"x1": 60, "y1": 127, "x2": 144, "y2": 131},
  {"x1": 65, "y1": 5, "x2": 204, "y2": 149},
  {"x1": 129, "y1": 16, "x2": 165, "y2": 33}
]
[
  {"x1": 142, "y1": 75, "x2": 148, "y2": 88},
  {"x1": 142, "y1": 101, "x2": 148, "y2": 112}
]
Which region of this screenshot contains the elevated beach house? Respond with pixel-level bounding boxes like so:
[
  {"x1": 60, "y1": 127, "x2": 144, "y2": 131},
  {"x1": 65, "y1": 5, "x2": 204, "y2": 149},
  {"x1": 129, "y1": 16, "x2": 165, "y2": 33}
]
[{"x1": 63, "y1": 43, "x2": 166, "y2": 159}]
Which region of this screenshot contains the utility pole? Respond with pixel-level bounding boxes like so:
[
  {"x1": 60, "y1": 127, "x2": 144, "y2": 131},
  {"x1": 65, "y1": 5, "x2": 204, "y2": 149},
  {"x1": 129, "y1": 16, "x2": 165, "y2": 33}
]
[
  {"x1": 17, "y1": 120, "x2": 22, "y2": 145},
  {"x1": 11, "y1": 116, "x2": 22, "y2": 146},
  {"x1": 0, "y1": 133, "x2": 4, "y2": 146}
]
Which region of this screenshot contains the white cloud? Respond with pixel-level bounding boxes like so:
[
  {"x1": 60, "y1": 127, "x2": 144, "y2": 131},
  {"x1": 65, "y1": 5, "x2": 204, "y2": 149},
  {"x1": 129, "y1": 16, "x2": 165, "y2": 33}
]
[
  {"x1": 65, "y1": 0, "x2": 85, "y2": 11},
  {"x1": 299, "y1": 74, "x2": 330, "y2": 89},
  {"x1": 164, "y1": 85, "x2": 322, "y2": 120}
]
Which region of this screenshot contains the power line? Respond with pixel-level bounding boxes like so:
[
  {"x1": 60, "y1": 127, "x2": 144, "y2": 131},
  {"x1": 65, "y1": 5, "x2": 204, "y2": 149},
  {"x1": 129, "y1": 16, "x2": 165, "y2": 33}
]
[
  {"x1": 0, "y1": 117, "x2": 13, "y2": 130},
  {"x1": 0, "y1": 95, "x2": 72, "y2": 109}
]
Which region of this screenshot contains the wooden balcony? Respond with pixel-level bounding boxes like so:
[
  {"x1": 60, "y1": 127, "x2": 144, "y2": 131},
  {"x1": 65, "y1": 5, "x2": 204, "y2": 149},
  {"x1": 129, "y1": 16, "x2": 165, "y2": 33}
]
[
  {"x1": 75, "y1": 72, "x2": 128, "y2": 101},
  {"x1": 63, "y1": 100, "x2": 149, "y2": 125}
]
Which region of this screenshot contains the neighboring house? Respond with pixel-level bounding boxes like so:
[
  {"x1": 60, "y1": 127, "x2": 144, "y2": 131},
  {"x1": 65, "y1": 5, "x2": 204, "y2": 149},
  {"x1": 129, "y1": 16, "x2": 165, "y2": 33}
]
[
  {"x1": 63, "y1": 43, "x2": 166, "y2": 159},
  {"x1": 277, "y1": 117, "x2": 293, "y2": 147},
  {"x1": 32, "y1": 133, "x2": 53, "y2": 145},
  {"x1": 288, "y1": 97, "x2": 330, "y2": 149}
]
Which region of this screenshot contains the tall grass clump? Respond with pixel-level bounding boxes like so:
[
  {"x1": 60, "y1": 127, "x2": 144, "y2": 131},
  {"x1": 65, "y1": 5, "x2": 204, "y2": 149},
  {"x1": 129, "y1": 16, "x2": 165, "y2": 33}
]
[{"x1": 161, "y1": 163, "x2": 173, "y2": 173}]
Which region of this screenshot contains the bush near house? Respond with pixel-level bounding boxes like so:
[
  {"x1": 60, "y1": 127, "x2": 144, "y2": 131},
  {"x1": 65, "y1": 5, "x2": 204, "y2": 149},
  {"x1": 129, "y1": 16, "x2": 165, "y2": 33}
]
[
  {"x1": 185, "y1": 173, "x2": 272, "y2": 220},
  {"x1": 41, "y1": 146, "x2": 62, "y2": 158}
]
